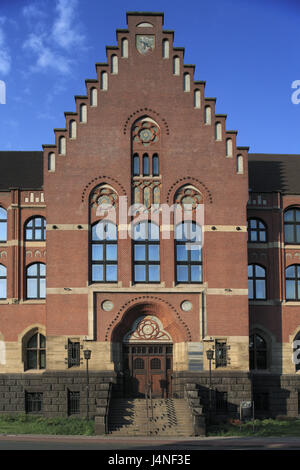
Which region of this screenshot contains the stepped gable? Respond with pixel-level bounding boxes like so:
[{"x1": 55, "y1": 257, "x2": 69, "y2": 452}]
[{"x1": 42, "y1": 11, "x2": 248, "y2": 178}]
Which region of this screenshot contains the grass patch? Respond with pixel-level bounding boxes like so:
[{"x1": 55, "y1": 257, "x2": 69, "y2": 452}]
[
  {"x1": 0, "y1": 414, "x2": 95, "y2": 436},
  {"x1": 207, "y1": 418, "x2": 300, "y2": 437}
]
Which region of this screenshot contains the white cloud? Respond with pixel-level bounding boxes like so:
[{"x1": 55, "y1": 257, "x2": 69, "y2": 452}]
[
  {"x1": 0, "y1": 18, "x2": 11, "y2": 76},
  {"x1": 52, "y1": 0, "x2": 85, "y2": 50},
  {"x1": 23, "y1": 33, "x2": 72, "y2": 75},
  {"x1": 22, "y1": 0, "x2": 86, "y2": 76}
]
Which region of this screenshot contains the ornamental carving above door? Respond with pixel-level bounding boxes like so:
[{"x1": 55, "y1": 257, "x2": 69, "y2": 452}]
[{"x1": 123, "y1": 315, "x2": 172, "y2": 343}]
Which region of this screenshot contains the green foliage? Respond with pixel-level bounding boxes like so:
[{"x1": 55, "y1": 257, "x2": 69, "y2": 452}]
[
  {"x1": 0, "y1": 414, "x2": 95, "y2": 435},
  {"x1": 207, "y1": 418, "x2": 300, "y2": 437}
]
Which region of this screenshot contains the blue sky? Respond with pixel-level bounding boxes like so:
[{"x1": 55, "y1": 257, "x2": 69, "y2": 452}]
[{"x1": 0, "y1": 0, "x2": 299, "y2": 154}]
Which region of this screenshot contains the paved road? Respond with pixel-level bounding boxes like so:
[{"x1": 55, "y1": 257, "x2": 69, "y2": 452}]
[{"x1": 1, "y1": 434, "x2": 300, "y2": 451}]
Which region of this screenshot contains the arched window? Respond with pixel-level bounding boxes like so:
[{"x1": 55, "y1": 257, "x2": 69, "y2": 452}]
[
  {"x1": 150, "y1": 358, "x2": 161, "y2": 369},
  {"x1": 25, "y1": 217, "x2": 46, "y2": 241},
  {"x1": 91, "y1": 221, "x2": 118, "y2": 283},
  {"x1": 133, "y1": 153, "x2": 140, "y2": 176},
  {"x1": 175, "y1": 221, "x2": 202, "y2": 283},
  {"x1": 152, "y1": 154, "x2": 159, "y2": 176},
  {"x1": 173, "y1": 56, "x2": 180, "y2": 75},
  {"x1": 134, "y1": 358, "x2": 144, "y2": 369},
  {"x1": 162, "y1": 39, "x2": 169, "y2": 59},
  {"x1": 248, "y1": 264, "x2": 266, "y2": 300},
  {"x1": 133, "y1": 221, "x2": 160, "y2": 283},
  {"x1": 69, "y1": 120, "x2": 77, "y2": 139},
  {"x1": 0, "y1": 264, "x2": 7, "y2": 299},
  {"x1": 204, "y1": 106, "x2": 211, "y2": 125},
  {"x1": 286, "y1": 265, "x2": 300, "y2": 301},
  {"x1": 194, "y1": 89, "x2": 201, "y2": 108},
  {"x1": 249, "y1": 333, "x2": 268, "y2": 370},
  {"x1": 26, "y1": 263, "x2": 46, "y2": 299},
  {"x1": 100, "y1": 71, "x2": 108, "y2": 91},
  {"x1": 80, "y1": 104, "x2": 87, "y2": 123},
  {"x1": 142, "y1": 154, "x2": 150, "y2": 176},
  {"x1": 121, "y1": 38, "x2": 128, "y2": 58},
  {"x1": 184, "y1": 73, "x2": 190, "y2": 92},
  {"x1": 237, "y1": 154, "x2": 244, "y2": 174},
  {"x1": 0, "y1": 207, "x2": 7, "y2": 242},
  {"x1": 58, "y1": 136, "x2": 66, "y2": 155},
  {"x1": 111, "y1": 54, "x2": 118, "y2": 74},
  {"x1": 226, "y1": 138, "x2": 233, "y2": 157},
  {"x1": 247, "y1": 219, "x2": 267, "y2": 242},
  {"x1": 284, "y1": 208, "x2": 300, "y2": 244},
  {"x1": 215, "y1": 122, "x2": 222, "y2": 141},
  {"x1": 48, "y1": 152, "x2": 55, "y2": 172},
  {"x1": 90, "y1": 87, "x2": 98, "y2": 107},
  {"x1": 26, "y1": 332, "x2": 46, "y2": 370}
]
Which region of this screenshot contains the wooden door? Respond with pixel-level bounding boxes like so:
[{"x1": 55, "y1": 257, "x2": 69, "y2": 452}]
[{"x1": 123, "y1": 344, "x2": 173, "y2": 398}]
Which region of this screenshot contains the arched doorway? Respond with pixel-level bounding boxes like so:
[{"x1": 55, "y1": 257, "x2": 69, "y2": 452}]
[{"x1": 122, "y1": 315, "x2": 173, "y2": 398}]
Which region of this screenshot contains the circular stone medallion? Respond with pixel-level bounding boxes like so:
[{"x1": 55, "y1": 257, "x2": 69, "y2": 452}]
[
  {"x1": 101, "y1": 300, "x2": 114, "y2": 312},
  {"x1": 181, "y1": 300, "x2": 193, "y2": 312}
]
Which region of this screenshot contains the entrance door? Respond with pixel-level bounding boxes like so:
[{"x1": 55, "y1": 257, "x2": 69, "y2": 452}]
[{"x1": 123, "y1": 344, "x2": 173, "y2": 398}]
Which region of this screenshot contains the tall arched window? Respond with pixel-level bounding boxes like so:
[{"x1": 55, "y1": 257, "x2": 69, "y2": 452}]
[
  {"x1": 26, "y1": 263, "x2": 46, "y2": 299},
  {"x1": 90, "y1": 87, "x2": 98, "y2": 107},
  {"x1": 133, "y1": 153, "x2": 140, "y2": 176},
  {"x1": 48, "y1": 152, "x2": 55, "y2": 172},
  {"x1": 248, "y1": 264, "x2": 266, "y2": 300},
  {"x1": 249, "y1": 333, "x2": 268, "y2": 369},
  {"x1": 286, "y1": 265, "x2": 300, "y2": 301},
  {"x1": 0, "y1": 264, "x2": 7, "y2": 299},
  {"x1": 69, "y1": 120, "x2": 77, "y2": 139},
  {"x1": 226, "y1": 138, "x2": 233, "y2": 157},
  {"x1": 204, "y1": 106, "x2": 211, "y2": 125},
  {"x1": 184, "y1": 73, "x2": 190, "y2": 92},
  {"x1": 215, "y1": 122, "x2": 222, "y2": 141},
  {"x1": 194, "y1": 89, "x2": 201, "y2": 109},
  {"x1": 173, "y1": 56, "x2": 180, "y2": 75},
  {"x1": 25, "y1": 217, "x2": 46, "y2": 241},
  {"x1": 143, "y1": 154, "x2": 150, "y2": 176},
  {"x1": 58, "y1": 136, "x2": 66, "y2": 155},
  {"x1": 100, "y1": 71, "x2": 108, "y2": 91},
  {"x1": 247, "y1": 219, "x2": 267, "y2": 242},
  {"x1": 162, "y1": 39, "x2": 169, "y2": 59},
  {"x1": 0, "y1": 207, "x2": 7, "y2": 242},
  {"x1": 111, "y1": 54, "x2": 118, "y2": 74},
  {"x1": 133, "y1": 221, "x2": 160, "y2": 283},
  {"x1": 175, "y1": 221, "x2": 202, "y2": 283},
  {"x1": 91, "y1": 221, "x2": 118, "y2": 283},
  {"x1": 80, "y1": 104, "x2": 87, "y2": 123},
  {"x1": 26, "y1": 332, "x2": 46, "y2": 370},
  {"x1": 121, "y1": 38, "x2": 128, "y2": 58},
  {"x1": 284, "y1": 208, "x2": 300, "y2": 244},
  {"x1": 152, "y1": 154, "x2": 159, "y2": 176}
]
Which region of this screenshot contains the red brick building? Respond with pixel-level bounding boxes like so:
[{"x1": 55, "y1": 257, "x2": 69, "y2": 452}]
[{"x1": 0, "y1": 12, "x2": 299, "y2": 426}]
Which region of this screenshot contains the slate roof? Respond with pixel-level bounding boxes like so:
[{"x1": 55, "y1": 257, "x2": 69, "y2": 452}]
[
  {"x1": 0, "y1": 151, "x2": 300, "y2": 195},
  {"x1": 0, "y1": 151, "x2": 43, "y2": 191},
  {"x1": 248, "y1": 153, "x2": 300, "y2": 195}
]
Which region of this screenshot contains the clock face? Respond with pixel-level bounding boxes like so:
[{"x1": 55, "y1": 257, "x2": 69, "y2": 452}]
[{"x1": 136, "y1": 35, "x2": 155, "y2": 55}]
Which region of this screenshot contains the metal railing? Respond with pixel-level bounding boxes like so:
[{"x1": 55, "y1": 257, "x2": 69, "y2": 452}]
[{"x1": 145, "y1": 381, "x2": 153, "y2": 435}]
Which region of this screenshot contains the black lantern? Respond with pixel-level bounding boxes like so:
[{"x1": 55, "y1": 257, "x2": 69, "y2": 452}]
[{"x1": 83, "y1": 349, "x2": 92, "y2": 420}]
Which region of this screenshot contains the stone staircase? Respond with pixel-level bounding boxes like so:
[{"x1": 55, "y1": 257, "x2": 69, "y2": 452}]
[{"x1": 107, "y1": 398, "x2": 195, "y2": 436}]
